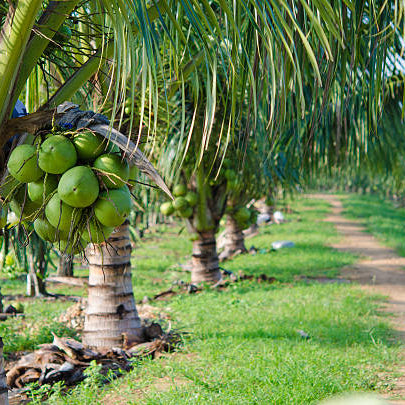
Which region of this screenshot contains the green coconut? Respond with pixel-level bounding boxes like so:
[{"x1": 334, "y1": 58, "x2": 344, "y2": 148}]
[
  {"x1": 5, "y1": 254, "x2": 15, "y2": 266},
  {"x1": 58, "y1": 166, "x2": 99, "y2": 208},
  {"x1": 10, "y1": 198, "x2": 40, "y2": 220},
  {"x1": 94, "y1": 186, "x2": 132, "y2": 227},
  {"x1": 82, "y1": 220, "x2": 114, "y2": 244},
  {"x1": 38, "y1": 135, "x2": 77, "y2": 174},
  {"x1": 54, "y1": 238, "x2": 87, "y2": 256},
  {"x1": 160, "y1": 201, "x2": 174, "y2": 216},
  {"x1": 28, "y1": 175, "x2": 58, "y2": 203},
  {"x1": 93, "y1": 154, "x2": 129, "y2": 189},
  {"x1": 45, "y1": 193, "x2": 81, "y2": 231},
  {"x1": 179, "y1": 206, "x2": 193, "y2": 218},
  {"x1": 173, "y1": 196, "x2": 188, "y2": 211},
  {"x1": 7, "y1": 145, "x2": 43, "y2": 183},
  {"x1": 72, "y1": 131, "x2": 106, "y2": 162},
  {"x1": 185, "y1": 191, "x2": 198, "y2": 207},
  {"x1": 10, "y1": 187, "x2": 41, "y2": 219},
  {"x1": 34, "y1": 217, "x2": 59, "y2": 242},
  {"x1": 173, "y1": 184, "x2": 187, "y2": 197},
  {"x1": 227, "y1": 180, "x2": 238, "y2": 191}
]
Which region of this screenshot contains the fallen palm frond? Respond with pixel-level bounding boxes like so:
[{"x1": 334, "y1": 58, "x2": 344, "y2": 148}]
[{"x1": 6, "y1": 325, "x2": 183, "y2": 402}]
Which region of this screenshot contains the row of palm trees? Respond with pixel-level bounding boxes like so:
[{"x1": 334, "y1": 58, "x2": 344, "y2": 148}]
[{"x1": 0, "y1": 1, "x2": 404, "y2": 350}]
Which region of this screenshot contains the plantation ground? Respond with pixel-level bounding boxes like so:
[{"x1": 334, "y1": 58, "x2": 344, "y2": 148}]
[{"x1": 2, "y1": 194, "x2": 405, "y2": 404}]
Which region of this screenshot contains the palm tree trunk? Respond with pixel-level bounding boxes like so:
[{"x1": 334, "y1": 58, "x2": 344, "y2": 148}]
[
  {"x1": 83, "y1": 221, "x2": 142, "y2": 349},
  {"x1": 218, "y1": 216, "x2": 247, "y2": 261},
  {"x1": 0, "y1": 338, "x2": 8, "y2": 405},
  {"x1": 57, "y1": 256, "x2": 73, "y2": 277},
  {"x1": 27, "y1": 241, "x2": 47, "y2": 297},
  {"x1": 191, "y1": 230, "x2": 222, "y2": 284}
]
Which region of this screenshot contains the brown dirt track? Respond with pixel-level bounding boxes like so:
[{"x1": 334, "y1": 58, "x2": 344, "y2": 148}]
[{"x1": 315, "y1": 194, "x2": 405, "y2": 404}]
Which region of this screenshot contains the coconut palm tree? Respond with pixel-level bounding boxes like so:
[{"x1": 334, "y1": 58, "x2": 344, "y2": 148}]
[
  {"x1": 219, "y1": 140, "x2": 297, "y2": 261},
  {"x1": 0, "y1": 1, "x2": 401, "y2": 347}
]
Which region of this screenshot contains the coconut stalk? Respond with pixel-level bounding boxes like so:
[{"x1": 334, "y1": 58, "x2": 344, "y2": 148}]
[
  {"x1": 218, "y1": 215, "x2": 247, "y2": 262},
  {"x1": 83, "y1": 220, "x2": 143, "y2": 348},
  {"x1": 0, "y1": 338, "x2": 8, "y2": 405}
]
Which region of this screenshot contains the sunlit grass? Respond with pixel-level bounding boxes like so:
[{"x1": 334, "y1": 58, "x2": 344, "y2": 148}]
[{"x1": 9, "y1": 194, "x2": 398, "y2": 404}]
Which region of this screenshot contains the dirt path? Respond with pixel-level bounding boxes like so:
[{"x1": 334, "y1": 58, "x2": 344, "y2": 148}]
[{"x1": 314, "y1": 194, "x2": 405, "y2": 403}]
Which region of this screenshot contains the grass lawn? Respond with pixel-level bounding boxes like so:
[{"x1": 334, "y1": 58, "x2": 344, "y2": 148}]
[{"x1": 1, "y1": 195, "x2": 403, "y2": 404}]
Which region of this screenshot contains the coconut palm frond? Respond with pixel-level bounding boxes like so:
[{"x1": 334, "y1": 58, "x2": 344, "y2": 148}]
[{"x1": 1, "y1": 0, "x2": 404, "y2": 165}]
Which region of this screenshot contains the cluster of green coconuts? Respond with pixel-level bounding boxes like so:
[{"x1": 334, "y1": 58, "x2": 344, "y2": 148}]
[
  {"x1": 2, "y1": 131, "x2": 137, "y2": 254},
  {"x1": 160, "y1": 184, "x2": 198, "y2": 219},
  {"x1": 230, "y1": 206, "x2": 258, "y2": 230}
]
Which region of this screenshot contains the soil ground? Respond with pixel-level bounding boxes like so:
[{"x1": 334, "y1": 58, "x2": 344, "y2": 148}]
[{"x1": 316, "y1": 194, "x2": 405, "y2": 404}]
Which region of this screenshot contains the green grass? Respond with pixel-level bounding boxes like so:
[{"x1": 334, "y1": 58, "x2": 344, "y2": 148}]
[
  {"x1": 1, "y1": 195, "x2": 403, "y2": 404},
  {"x1": 0, "y1": 299, "x2": 77, "y2": 355},
  {"x1": 47, "y1": 283, "x2": 399, "y2": 405},
  {"x1": 226, "y1": 198, "x2": 355, "y2": 282},
  {"x1": 342, "y1": 194, "x2": 405, "y2": 256}
]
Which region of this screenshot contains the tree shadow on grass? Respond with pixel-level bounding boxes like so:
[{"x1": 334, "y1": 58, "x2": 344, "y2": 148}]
[
  {"x1": 202, "y1": 313, "x2": 397, "y2": 349},
  {"x1": 225, "y1": 243, "x2": 356, "y2": 283},
  {"x1": 344, "y1": 198, "x2": 405, "y2": 222}
]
